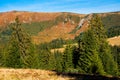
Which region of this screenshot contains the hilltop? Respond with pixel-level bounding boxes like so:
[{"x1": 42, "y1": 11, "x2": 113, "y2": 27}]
[{"x1": 0, "y1": 11, "x2": 85, "y2": 26}]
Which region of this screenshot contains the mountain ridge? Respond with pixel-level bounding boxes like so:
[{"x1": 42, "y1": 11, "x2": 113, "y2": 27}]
[
  {"x1": 0, "y1": 11, "x2": 120, "y2": 44},
  {"x1": 0, "y1": 11, "x2": 85, "y2": 27}
]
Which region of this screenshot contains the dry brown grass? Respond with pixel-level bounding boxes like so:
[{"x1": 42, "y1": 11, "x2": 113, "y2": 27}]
[
  {"x1": 0, "y1": 68, "x2": 74, "y2": 80},
  {"x1": 32, "y1": 22, "x2": 78, "y2": 44},
  {"x1": 50, "y1": 48, "x2": 65, "y2": 53},
  {"x1": 0, "y1": 11, "x2": 62, "y2": 26},
  {"x1": 108, "y1": 36, "x2": 120, "y2": 46},
  {"x1": 50, "y1": 43, "x2": 78, "y2": 53}
]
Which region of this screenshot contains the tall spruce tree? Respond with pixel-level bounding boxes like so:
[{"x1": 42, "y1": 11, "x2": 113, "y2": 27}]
[
  {"x1": 77, "y1": 29, "x2": 104, "y2": 74},
  {"x1": 90, "y1": 14, "x2": 118, "y2": 75},
  {"x1": 5, "y1": 17, "x2": 36, "y2": 68}
]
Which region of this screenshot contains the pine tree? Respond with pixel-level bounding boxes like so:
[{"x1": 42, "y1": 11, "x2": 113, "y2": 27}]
[
  {"x1": 38, "y1": 48, "x2": 52, "y2": 69},
  {"x1": 77, "y1": 29, "x2": 104, "y2": 74},
  {"x1": 54, "y1": 51, "x2": 63, "y2": 72},
  {"x1": 111, "y1": 46, "x2": 120, "y2": 75},
  {"x1": 90, "y1": 14, "x2": 118, "y2": 75},
  {"x1": 63, "y1": 45, "x2": 73, "y2": 72},
  {"x1": 72, "y1": 46, "x2": 80, "y2": 69},
  {"x1": 5, "y1": 41, "x2": 21, "y2": 68},
  {"x1": 0, "y1": 46, "x2": 4, "y2": 67},
  {"x1": 39, "y1": 47, "x2": 55, "y2": 70},
  {"x1": 5, "y1": 17, "x2": 36, "y2": 68},
  {"x1": 48, "y1": 51, "x2": 56, "y2": 70}
]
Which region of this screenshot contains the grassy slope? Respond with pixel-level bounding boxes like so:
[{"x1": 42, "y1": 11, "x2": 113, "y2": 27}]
[
  {"x1": 0, "y1": 68, "x2": 72, "y2": 80},
  {"x1": 21, "y1": 20, "x2": 57, "y2": 35},
  {"x1": 0, "y1": 68, "x2": 119, "y2": 80},
  {"x1": 107, "y1": 36, "x2": 120, "y2": 46},
  {"x1": 0, "y1": 11, "x2": 61, "y2": 26},
  {"x1": 100, "y1": 13, "x2": 120, "y2": 28},
  {"x1": 32, "y1": 13, "x2": 84, "y2": 44}
]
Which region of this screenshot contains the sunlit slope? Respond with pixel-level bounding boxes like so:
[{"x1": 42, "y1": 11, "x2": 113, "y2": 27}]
[
  {"x1": 0, "y1": 68, "x2": 73, "y2": 80},
  {"x1": 108, "y1": 36, "x2": 120, "y2": 46}
]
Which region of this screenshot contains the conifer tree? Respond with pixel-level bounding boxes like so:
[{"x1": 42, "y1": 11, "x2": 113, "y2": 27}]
[
  {"x1": 5, "y1": 17, "x2": 36, "y2": 68},
  {"x1": 38, "y1": 48, "x2": 51, "y2": 69},
  {"x1": 72, "y1": 46, "x2": 80, "y2": 69},
  {"x1": 111, "y1": 46, "x2": 120, "y2": 75},
  {"x1": 48, "y1": 52, "x2": 56, "y2": 70},
  {"x1": 77, "y1": 29, "x2": 104, "y2": 74},
  {"x1": 0, "y1": 46, "x2": 4, "y2": 67},
  {"x1": 63, "y1": 45, "x2": 73, "y2": 72},
  {"x1": 54, "y1": 51, "x2": 63, "y2": 72},
  {"x1": 90, "y1": 14, "x2": 118, "y2": 75}
]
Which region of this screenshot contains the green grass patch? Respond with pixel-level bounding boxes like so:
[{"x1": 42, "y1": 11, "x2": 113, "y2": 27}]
[{"x1": 21, "y1": 20, "x2": 56, "y2": 35}]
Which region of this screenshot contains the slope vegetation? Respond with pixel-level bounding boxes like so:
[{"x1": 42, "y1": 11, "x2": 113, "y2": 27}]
[
  {"x1": 0, "y1": 11, "x2": 61, "y2": 27},
  {"x1": 0, "y1": 11, "x2": 120, "y2": 44}
]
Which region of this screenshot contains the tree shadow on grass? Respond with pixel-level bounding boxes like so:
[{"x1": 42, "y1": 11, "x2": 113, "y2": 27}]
[{"x1": 56, "y1": 72, "x2": 120, "y2": 80}]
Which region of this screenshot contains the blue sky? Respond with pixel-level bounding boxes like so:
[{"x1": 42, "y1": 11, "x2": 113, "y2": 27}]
[{"x1": 0, "y1": 0, "x2": 120, "y2": 14}]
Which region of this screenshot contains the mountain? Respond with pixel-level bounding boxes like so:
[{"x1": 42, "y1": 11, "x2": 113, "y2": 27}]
[{"x1": 0, "y1": 11, "x2": 120, "y2": 45}]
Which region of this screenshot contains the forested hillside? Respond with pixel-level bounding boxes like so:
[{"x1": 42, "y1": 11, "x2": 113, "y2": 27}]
[{"x1": 0, "y1": 11, "x2": 120, "y2": 80}]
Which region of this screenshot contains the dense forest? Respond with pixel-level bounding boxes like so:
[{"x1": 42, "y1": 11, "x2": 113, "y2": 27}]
[{"x1": 0, "y1": 15, "x2": 119, "y2": 77}]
